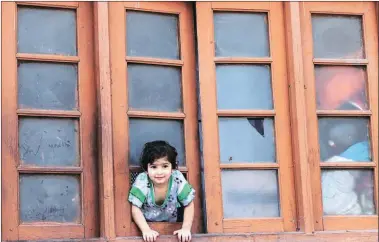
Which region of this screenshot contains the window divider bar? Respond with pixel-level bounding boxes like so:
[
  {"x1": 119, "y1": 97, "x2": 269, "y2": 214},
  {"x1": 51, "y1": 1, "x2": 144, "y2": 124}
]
[
  {"x1": 217, "y1": 110, "x2": 275, "y2": 117},
  {"x1": 127, "y1": 110, "x2": 185, "y2": 119},
  {"x1": 17, "y1": 166, "x2": 83, "y2": 174},
  {"x1": 220, "y1": 163, "x2": 279, "y2": 169},
  {"x1": 126, "y1": 56, "x2": 183, "y2": 66},
  {"x1": 320, "y1": 162, "x2": 376, "y2": 168},
  {"x1": 313, "y1": 58, "x2": 369, "y2": 65},
  {"x1": 16, "y1": 1, "x2": 79, "y2": 9},
  {"x1": 16, "y1": 53, "x2": 80, "y2": 63},
  {"x1": 214, "y1": 57, "x2": 272, "y2": 64},
  {"x1": 17, "y1": 109, "x2": 81, "y2": 118},
  {"x1": 316, "y1": 110, "x2": 371, "y2": 116}
]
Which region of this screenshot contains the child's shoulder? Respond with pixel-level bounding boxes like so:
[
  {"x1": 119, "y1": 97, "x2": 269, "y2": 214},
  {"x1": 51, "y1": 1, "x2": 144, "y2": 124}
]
[
  {"x1": 171, "y1": 170, "x2": 187, "y2": 181},
  {"x1": 135, "y1": 172, "x2": 148, "y2": 182}
]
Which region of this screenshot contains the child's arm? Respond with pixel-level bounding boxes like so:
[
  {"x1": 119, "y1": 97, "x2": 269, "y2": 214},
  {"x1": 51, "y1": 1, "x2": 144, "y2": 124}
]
[
  {"x1": 174, "y1": 201, "x2": 194, "y2": 242},
  {"x1": 131, "y1": 205, "x2": 159, "y2": 242}
]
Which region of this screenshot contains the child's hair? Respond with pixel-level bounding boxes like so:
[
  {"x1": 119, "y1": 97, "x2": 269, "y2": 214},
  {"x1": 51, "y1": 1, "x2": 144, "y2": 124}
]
[{"x1": 139, "y1": 140, "x2": 178, "y2": 171}]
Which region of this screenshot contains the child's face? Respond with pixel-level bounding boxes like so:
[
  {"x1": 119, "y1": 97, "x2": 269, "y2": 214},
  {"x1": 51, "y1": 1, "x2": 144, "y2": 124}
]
[{"x1": 147, "y1": 156, "x2": 173, "y2": 186}]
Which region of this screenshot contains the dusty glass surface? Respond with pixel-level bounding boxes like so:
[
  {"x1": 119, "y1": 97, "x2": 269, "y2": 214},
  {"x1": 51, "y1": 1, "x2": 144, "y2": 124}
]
[
  {"x1": 19, "y1": 117, "x2": 79, "y2": 166},
  {"x1": 18, "y1": 62, "x2": 78, "y2": 110},
  {"x1": 315, "y1": 66, "x2": 368, "y2": 110},
  {"x1": 218, "y1": 118, "x2": 276, "y2": 163},
  {"x1": 216, "y1": 64, "x2": 273, "y2": 110},
  {"x1": 129, "y1": 118, "x2": 185, "y2": 166},
  {"x1": 20, "y1": 175, "x2": 81, "y2": 222},
  {"x1": 214, "y1": 12, "x2": 269, "y2": 57},
  {"x1": 318, "y1": 117, "x2": 371, "y2": 162},
  {"x1": 221, "y1": 170, "x2": 280, "y2": 218},
  {"x1": 312, "y1": 14, "x2": 364, "y2": 59},
  {"x1": 128, "y1": 64, "x2": 182, "y2": 112},
  {"x1": 126, "y1": 11, "x2": 179, "y2": 59},
  {"x1": 322, "y1": 169, "x2": 375, "y2": 215},
  {"x1": 18, "y1": 7, "x2": 77, "y2": 55}
]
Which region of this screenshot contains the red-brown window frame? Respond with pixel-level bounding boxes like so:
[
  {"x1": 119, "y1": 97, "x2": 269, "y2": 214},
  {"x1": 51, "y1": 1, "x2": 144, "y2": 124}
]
[
  {"x1": 1, "y1": 1, "x2": 98, "y2": 240},
  {"x1": 300, "y1": 1, "x2": 379, "y2": 231},
  {"x1": 108, "y1": 1, "x2": 202, "y2": 237},
  {"x1": 196, "y1": 2, "x2": 297, "y2": 233}
]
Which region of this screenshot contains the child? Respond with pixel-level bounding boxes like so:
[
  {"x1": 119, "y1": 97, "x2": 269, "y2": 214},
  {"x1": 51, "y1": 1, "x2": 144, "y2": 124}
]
[{"x1": 128, "y1": 140, "x2": 195, "y2": 242}]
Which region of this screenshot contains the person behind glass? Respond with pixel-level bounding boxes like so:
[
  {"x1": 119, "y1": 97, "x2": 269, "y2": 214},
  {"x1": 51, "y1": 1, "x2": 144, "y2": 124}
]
[{"x1": 128, "y1": 140, "x2": 195, "y2": 242}]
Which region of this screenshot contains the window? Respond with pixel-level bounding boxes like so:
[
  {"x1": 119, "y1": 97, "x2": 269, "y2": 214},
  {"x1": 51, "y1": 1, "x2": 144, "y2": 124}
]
[
  {"x1": 2, "y1": 2, "x2": 98, "y2": 240},
  {"x1": 300, "y1": 2, "x2": 378, "y2": 230},
  {"x1": 196, "y1": 2, "x2": 297, "y2": 233},
  {"x1": 108, "y1": 2, "x2": 202, "y2": 236}
]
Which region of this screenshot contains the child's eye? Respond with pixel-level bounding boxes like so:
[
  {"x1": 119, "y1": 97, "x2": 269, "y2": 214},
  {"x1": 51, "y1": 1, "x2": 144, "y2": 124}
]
[
  {"x1": 150, "y1": 165, "x2": 156, "y2": 169},
  {"x1": 163, "y1": 165, "x2": 169, "y2": 168}
]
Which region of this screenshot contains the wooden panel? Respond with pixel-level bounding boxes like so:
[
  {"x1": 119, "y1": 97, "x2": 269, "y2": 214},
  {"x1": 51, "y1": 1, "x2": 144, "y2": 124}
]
[
  {"x1": 19, "y1": 224, "x2": 84, "y2": 240},
  {"x1": 18, "y1": 166, "x2": 83, "y2": 173},
  {"x1": 123, "y1": 2, "x2": 187, "y2": 14},
  {"x1": 214, "y1": 57, "x2": 272, "y2": 64},
  {"x1": 126, "y1": 57, "x2": 183, "y2": 66},
  {"x1": 316, "y1": 110, "x2": 371, "y2": 116},
  {"x1": 197, "y1": 1, "x2": 296, "y2": 233},
  {"x1": 223, "y1": 218, "x2": 284, "y2": 233},
  {"x1": 284, "y1": 2, "x2": 315, "y2": 233},
  {"x1": 109, "y1": 2, "x2": 130, "y2": 237},
  {"x1": 220, "y1": 163, "x2": 279, "y2": 169},
  {"x1": 77, "y1": 2, "x2": 99, "y2": 238},
  {"x1": 313, "y1": 58, "x2": 368, "y2": 65},
  {"x1": 127, "y1": 111, "x2": 185, "y2": 119},
  {"x1": 323, "y1": 216, "x2": 378, "y2": 230},
  {"x1": 1, "y1": 2, "x2": 19, "y2": 240},
  {"x1": 300, "y1": 2, "x2": 378, "y2": 231},
  {"x1": 130, "y1": 222, "x2": 182, "y2": 236},
  {"x1": 196, "y1": 2, "x2": 224, "y2": 233},
  {"x1": 94, "y1": 2, "x2": 116, "y2": 239},
  {"x1": 320, "y1": 162, "x2": 375, "y2": 168}
]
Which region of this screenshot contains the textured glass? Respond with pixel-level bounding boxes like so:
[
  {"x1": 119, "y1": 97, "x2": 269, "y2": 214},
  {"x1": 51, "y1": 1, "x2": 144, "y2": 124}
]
[
  {"x1": 18, "y1": 62, "x2": 78, "y2": 110},
  {"x1": 214, "y1": 12, "x2": 269, "y2": 57},
  {"x1": 18, "y1": 7, "x2": 77, "y2": 55},
  {"x1": 315, "y1": 66, "x2": 368, "y2": 110},
  {"x1": 312, "y1": 15, "x2": 364, "y2": 59},
  {"x1": 219, "y1": 118, "x2": 276, "y2": 163},
  {"x1": 126, "y1": 11, "x2": 179, "y2": 59},
  {"x1": 318, "y1": 117, "x2": 371, "y2": 162},
  {"x1": 128, "y1": 64, "x2": 182, "y2": 112},
  {"x1": 221, "y1": 170, "x2": 280, "y2": 218},
  {"x1": 20, "y1": 175, "x2": 81, "y2": 222},
  {"x1": 216, "y1": 64, "x2": 273, "y2": 110},
  {"x1": 129, "y1": 118, "x2": 185, "y2": 166},
  {"x1": 322, "y1": 169, "x2": 375, "y2": 215},
  {"x1": 19, "y1": 118, "x2": 79, "y2": 166}
]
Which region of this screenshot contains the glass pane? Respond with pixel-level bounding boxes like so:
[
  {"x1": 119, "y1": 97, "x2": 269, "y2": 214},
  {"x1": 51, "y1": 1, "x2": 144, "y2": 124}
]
[
  {"x1": 18, "y1": 7, "x2": 77, "y2": 56},
  {"x1": 322, "y1": 169, "x2": 375, "y2": 215},
  {"x1": 129, "y1": 118, "x2": 185, "y2": 166},
  {"x1": 318, "y1": 117, "x2": 371, "y2": 162},
  {"x1": 214, "y1": 12, "x2": 269, "y2": 57},
  {"x1": 126, "y1": 11, "x2": 179, "y2": 59},
  {"x1": 219, "y1": 118, "x2": 276, "y2": 163},
  {"x1": 315, "y1": 66, "x2": 368, "y2": 110},
  {"x1": 18, "y1": 62, "x2": 78, "y2": 110},
  {"x1": 312, "y1": 14, "x2": 364, "y2": 59},
  {"x1": 19, "y1": 117, "x2": 79, "y2": 166},
  {"x1": 128, "y1": 64, "x2": 182, "y2": 112},
  {"x1": 216, "y1": 64, "x2": 273, "y2": 110},
  {"x1": 221, "y1": 170, "x2": 280, "y2": 218},
  {"x1": 20, "y1": 175, "x2": 81, "y2": 222}
]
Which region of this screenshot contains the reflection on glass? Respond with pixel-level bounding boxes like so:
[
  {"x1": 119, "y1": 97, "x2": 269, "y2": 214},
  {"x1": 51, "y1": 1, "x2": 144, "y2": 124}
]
[
  {"x1": 18, "y1": 7, "x2": 77, "y2": 56},
  {"x1": 19, "y1": 118, "x2": 79, "y2": 166},
  {"x1": 218, "y1": 118, "x2": 276, "y2": 163},
  {"x1": 322, "y1": 169, "x2": 375, "y2": 215},
  {"x1": 20, "y1": 175, "x2": 81, "y2": 222},
  {"x1": 312, "y1": 14, "x2": 364, "y2": 59},
  {"x1": 318, "y1": 117, "x2": 371, "y2": 162},
  {"x1": 128, "y1": 64, "x2": 182, "y2": 112},
  {"x1": 214, "y1": 12, "x2": 269, "y2": 57},
  {"x1": 126, "y1": 11, "x2": 179, "y2": 59},
  {"x1": 129, "y1": 118, "x2": 185, "y2": 166},
  {"x1": 18, "y1": 62, "x2": 78, "y2": 110},
  {"x1": 221, "y1": 170, "x2": 280, "y2": 218},
  {"x1": 216, "y1": 65, "x2": 273, "y2": 110},
  {"x1": 315, "y1": 66, "x2": 368, "y2": 110}
]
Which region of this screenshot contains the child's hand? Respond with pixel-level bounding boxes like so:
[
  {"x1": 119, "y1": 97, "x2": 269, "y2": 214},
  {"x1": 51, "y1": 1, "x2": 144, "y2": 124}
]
[
  {"x1": 173, "y1": 228, "x2": 191, "y2": 242},
  {"x1": 142, "y1": 228, "x2": 159, "y2": 242}
]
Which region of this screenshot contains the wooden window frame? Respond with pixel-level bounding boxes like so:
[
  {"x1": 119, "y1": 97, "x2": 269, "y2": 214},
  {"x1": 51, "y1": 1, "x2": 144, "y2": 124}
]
[
  {"x1": 196, "y1": 2, "x2": 297, "y2": 233},
  {"x1": 108, "y1": 2, "x2": 202, "y2": 237},
  {"x1": 1, "y1": 2, "x2": 98, "y2": 240},
  {"x1": 300, "y1": 2, "x2": 379, "y2": 231}
]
